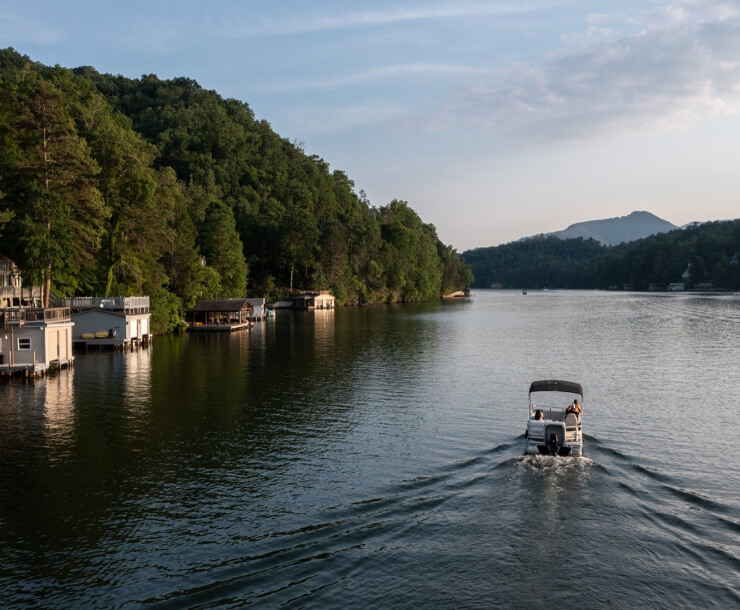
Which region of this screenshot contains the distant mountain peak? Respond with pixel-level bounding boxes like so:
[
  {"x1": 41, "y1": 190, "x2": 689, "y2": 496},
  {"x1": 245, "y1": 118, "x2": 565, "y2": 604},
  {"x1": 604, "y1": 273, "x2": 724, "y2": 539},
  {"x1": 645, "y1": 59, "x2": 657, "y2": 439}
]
[{"x1": 540, "y1": 211, "x2": 677, "y2": 246}]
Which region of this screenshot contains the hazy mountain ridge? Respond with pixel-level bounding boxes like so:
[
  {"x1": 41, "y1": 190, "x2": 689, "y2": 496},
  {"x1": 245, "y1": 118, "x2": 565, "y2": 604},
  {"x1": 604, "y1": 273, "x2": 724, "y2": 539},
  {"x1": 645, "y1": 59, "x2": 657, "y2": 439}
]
[
  {"x1": 535, "y1": 211, "x2": 677, "y2": 246},
  {"x1": 462, "y1": 218, "x2": 740, "y2": 291}
]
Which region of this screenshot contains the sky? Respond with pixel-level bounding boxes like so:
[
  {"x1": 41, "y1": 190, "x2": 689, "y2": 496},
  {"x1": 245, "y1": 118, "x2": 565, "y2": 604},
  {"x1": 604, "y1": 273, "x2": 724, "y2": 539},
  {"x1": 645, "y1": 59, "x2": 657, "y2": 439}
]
[{"x1": 2, "y1": 0, "x2": 740, "y2": 251}]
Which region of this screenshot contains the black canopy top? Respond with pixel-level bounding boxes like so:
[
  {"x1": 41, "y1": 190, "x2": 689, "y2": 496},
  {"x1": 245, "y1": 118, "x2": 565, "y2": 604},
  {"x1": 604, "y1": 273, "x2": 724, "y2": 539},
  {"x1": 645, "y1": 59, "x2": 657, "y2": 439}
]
[{"x1": 529, "y1": 380, "x2": 583, "y2": 397}]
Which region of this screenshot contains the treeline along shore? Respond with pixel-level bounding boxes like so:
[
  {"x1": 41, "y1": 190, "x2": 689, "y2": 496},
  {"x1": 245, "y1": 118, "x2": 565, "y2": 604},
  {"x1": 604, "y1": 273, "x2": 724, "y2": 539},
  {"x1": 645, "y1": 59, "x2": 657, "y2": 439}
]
[
  {"x1": 0, "y1": 48, "x2": 472, "y2": 333},
  {"x1": 463, "y1": 220, "x2": 740, "y2": 291}
]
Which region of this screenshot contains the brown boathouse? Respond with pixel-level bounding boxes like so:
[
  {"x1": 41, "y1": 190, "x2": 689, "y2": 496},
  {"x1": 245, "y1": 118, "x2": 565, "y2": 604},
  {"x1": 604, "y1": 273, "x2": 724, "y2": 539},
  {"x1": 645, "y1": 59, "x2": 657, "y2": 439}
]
[{"x1": 189, "y1": 299, "x2": 253, "y2": 331}]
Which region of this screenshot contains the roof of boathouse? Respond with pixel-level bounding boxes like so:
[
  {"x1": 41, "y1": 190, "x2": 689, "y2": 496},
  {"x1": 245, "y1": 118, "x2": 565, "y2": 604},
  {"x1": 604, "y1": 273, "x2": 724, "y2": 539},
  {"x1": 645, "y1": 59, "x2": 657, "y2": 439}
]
[{"x1": 191, "y1": 299, "x2": 253, "y2": 312}]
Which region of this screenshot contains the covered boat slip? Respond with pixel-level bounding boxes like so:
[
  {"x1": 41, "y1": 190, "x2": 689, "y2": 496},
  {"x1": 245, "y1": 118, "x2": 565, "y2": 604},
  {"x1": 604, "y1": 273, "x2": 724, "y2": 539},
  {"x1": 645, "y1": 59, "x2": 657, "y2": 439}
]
[{"x1": 188, "y1": 299, "x2": 254, "y2": 331}]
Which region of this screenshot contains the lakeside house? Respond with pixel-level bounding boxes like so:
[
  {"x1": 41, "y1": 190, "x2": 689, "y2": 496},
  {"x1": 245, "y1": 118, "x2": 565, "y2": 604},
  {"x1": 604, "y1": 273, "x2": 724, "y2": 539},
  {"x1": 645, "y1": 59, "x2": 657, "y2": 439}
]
[
  {"x1": 292, "y1": 290, "x2": 335, "y2": 310},
  {"x1": 0, "y1": 253, "x2": 75, "y2": 376},
  {"x1": 188, "y1": 299, "x2": 253, "y2": 331},
  {"x1": 269, "y1": 291, "x2": 336, "y2": 310},
  {"x1": 0, "y1": 307, "x2": 75, "y2": 377},
  {"x1": 65, "y1": 296, "x2": 151, "y2": 350},
  {"x1": 0, "y1": 254, "x2": 41, "y2": 307}
]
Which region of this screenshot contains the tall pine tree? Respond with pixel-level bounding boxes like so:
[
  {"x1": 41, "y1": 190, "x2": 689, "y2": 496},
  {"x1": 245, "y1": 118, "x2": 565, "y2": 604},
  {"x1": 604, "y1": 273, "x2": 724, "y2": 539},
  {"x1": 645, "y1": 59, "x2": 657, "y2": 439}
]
[{"x1": 0, "y1": 65, "x2": 107, "y2": 304}]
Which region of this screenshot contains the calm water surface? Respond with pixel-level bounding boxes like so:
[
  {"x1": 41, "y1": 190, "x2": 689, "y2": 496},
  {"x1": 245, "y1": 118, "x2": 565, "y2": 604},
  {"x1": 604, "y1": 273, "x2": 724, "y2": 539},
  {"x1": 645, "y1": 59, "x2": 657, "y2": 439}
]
[{"x1": 1, "y1": 291, "x2": 739, "y2": 608}]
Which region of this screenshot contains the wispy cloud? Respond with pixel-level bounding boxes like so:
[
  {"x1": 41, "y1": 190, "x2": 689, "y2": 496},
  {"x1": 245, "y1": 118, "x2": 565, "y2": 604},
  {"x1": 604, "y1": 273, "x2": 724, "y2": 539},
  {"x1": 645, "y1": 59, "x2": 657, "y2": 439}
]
[
  {"x1": 230, "y1": 2, "x2": 533, "y2": 37},
  {"x1": 633, "y1": 0, "x2": 740, "y2": 27},
  {"x1": 454, "y1": 11, "x2": 740, "y2": 144},
  {"x1": 261, "y1": 62, "x2": 488, "y2": 93}
]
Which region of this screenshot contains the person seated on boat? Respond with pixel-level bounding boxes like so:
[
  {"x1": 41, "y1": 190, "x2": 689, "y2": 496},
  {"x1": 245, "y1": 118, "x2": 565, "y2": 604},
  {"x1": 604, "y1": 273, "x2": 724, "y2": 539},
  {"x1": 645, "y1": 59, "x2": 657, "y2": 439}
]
[{"x1": 566, "y1": 400, "x2": 582, "y2": 419}]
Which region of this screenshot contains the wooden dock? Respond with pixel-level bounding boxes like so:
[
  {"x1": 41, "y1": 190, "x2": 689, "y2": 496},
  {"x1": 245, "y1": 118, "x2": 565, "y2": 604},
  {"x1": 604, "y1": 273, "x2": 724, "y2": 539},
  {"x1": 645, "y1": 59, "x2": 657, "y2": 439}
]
[
  {"x1": 187, "y1": 322, "x2": 252, "y2": 332},
  {"x1": 0, "y1": 358, "x2": 74, "y2": 379},
  {"x1": 73, "y1": 336, "x2": 151, "y2": 351}
]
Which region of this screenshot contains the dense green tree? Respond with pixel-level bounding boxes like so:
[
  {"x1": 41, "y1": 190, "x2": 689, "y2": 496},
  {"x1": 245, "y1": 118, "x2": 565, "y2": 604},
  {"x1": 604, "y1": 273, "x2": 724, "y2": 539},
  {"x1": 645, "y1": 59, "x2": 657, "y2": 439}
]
[
  {"x1": 156, "y1": 167, "x2": 203, "y2": 309},
  {"x1": 0, "y1": 209, "x2": 11, "y2": 229},
  {"x1": 74, "y1": 85, "x2": 166, "y2": 297},
  {"x1": 378, "y1": 200, "x2": 444, "y2": 302},
  {"x1": 198, "y1": 200, "x2": 248, "y2": 297},
  {"x1": 0, "y1": 64, "x2": 107, "y2": 304}
]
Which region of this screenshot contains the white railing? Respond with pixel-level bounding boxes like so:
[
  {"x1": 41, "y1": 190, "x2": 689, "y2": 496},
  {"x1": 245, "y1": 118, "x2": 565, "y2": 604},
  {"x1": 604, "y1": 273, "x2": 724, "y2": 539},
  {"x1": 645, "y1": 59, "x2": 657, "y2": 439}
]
[
  {"x1": 1, "y1": 307, "x2": 72, "y2": 327},
  {"x1": 64, "y1": 296, "x2": 150, "y2": 313}
]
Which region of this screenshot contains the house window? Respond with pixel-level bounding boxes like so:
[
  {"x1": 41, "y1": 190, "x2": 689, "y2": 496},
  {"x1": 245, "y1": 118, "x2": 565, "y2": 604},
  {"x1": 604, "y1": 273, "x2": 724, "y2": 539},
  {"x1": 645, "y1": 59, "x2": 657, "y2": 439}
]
[{"x1": 18, "y1": 337, "x2": 31, "y2": 350}]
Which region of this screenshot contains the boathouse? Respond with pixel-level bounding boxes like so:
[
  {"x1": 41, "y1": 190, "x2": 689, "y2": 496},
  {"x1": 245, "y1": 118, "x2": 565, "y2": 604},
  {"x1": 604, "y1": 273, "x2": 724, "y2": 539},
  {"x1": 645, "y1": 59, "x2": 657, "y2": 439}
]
[
  {"x1": 188, "y1": 299, "x2": 253, "y2": 331},
  {"x1": 246, "y1": 298, "x2": 266, "y2": 321},
  {"x1": 66, "y1": 296, "x2": 151, "y2": 349},
  {"x1": 292, "y1": 291, "x2": 335, "y2": 310},
  {"x1": 0, "y1": 307, "x2": 74, "y2": 377}
]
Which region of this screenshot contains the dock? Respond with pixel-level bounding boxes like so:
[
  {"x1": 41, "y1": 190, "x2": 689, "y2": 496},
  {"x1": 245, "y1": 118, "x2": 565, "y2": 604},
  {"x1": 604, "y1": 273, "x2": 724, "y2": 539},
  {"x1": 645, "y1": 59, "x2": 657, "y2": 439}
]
[
  {"x1": 187, "y1": 322, "x2": 251, "y2": 332},
  {"x1": 72, "y1": 335, "x2": 151, "y2": 351},
  {"x1": 0, "y1": 358, "x2": 73, "y2": 379}
]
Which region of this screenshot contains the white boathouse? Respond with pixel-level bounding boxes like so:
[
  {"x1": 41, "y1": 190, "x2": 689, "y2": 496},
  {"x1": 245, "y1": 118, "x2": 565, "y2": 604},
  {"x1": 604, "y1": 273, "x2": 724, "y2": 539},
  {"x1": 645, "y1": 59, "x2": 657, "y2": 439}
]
[
  {"x1": 66, "y1": 296, "x2": 151, "y2": 349},
  {"x1": 246, "y1": 298, "x2": 266, "y2": 321},
  {"x1": 0, "y1": 307, "x2": 75, "y2": 377}
]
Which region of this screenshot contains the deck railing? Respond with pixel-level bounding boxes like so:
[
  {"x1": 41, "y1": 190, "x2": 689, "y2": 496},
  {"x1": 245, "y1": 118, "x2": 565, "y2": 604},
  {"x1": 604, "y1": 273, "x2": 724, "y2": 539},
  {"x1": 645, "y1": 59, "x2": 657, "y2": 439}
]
[
  {"x1": 64, "y1": 296, "x2": 150, "y2": 313},
  {"x1": 1, "y1": 307, "x2": 72, "y2": 327}
]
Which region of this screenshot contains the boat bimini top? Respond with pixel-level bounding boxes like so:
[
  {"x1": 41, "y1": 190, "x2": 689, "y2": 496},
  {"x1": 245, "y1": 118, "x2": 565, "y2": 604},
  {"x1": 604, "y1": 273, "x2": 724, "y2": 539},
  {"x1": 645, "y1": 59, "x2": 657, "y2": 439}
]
[{"x1": 529, "y1": 380, "x2": 583, "y2": 399}]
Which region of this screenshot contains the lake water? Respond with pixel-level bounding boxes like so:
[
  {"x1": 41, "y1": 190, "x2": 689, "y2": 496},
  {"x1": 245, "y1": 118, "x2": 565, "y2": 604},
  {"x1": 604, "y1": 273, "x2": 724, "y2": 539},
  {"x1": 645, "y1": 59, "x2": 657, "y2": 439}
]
[{"x1": 1, "y1": 291, "x2": 739, "y2": 608}]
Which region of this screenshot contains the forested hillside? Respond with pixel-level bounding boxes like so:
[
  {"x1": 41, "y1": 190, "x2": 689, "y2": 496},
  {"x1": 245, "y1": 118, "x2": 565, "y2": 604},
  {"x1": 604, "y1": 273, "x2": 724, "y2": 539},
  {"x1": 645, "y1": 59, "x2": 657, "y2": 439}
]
[
  {"x1": 464, "y1": 220, "x2": 740, "y2": 290},
  {"x1": 0, "y1": 49, "x2": 472, "y2": 331}
]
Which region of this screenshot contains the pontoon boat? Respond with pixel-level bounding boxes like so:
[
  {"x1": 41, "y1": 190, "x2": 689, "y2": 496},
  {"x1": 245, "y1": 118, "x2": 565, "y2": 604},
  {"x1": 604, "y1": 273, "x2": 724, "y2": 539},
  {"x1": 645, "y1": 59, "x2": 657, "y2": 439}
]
[{"x1": 524, "y1": 380, "x2": 583, "y2": 457}]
